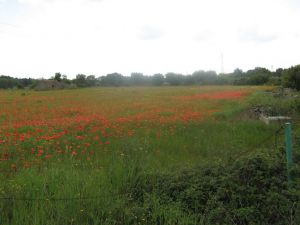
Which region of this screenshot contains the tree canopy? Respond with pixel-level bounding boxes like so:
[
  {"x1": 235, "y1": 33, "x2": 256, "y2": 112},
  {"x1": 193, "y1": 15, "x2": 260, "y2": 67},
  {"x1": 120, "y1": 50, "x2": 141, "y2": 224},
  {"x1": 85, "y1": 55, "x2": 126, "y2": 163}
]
[{"x1": 1, "y1": 64, "x2": 300, "y2": 89}]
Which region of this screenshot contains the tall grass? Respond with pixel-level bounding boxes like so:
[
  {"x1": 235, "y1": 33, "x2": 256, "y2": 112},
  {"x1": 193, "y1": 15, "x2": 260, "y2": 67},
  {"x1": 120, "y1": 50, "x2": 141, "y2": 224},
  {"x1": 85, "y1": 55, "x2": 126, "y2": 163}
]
[{"x1": 0, "y1": 122, "x2": 279, "y2": 224}]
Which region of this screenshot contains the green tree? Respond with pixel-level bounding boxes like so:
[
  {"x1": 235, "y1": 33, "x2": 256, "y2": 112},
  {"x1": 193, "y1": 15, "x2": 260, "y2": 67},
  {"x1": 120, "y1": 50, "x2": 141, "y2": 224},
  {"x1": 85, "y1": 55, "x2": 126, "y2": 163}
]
[
  {"x1": 101, "y1": 73, "x2": 124, "y2": 86},
  {"x1": 151, "y1": 74, "x2": 164, "y2": 86},
  {"x1": 165, "y1": 73, "x2": 184, "y2": 85},
  {"x1": 86, "y1": 75, "x2": 97, "y2": 86},
  {"x1": 283, "y1": 65, "x2": 300, "y2": 90},
  {"x1": 54, "y1": 73, "x2": 62, "y2": 82},
  {"x1": 246, "y1": 67, "x2": 271, "y2": 85},
  {"x1": 0, "y1": 76, "x2": 19, "y2": 89},
  {"x1": 192, "y1": 70, "x2": 217, "y2": 84},
  {"x1": 130, "y1": 73, "x2": 145, "y2": 85},
  {"x1": 61, "y1": 75, "x2": 71, "y2": 84},
  {"x1": 233, "y1": 68, "x2": 243, "y2": 76},
  {"x1": 74, "y1": 74, "x2": 87, "y2": 87}
]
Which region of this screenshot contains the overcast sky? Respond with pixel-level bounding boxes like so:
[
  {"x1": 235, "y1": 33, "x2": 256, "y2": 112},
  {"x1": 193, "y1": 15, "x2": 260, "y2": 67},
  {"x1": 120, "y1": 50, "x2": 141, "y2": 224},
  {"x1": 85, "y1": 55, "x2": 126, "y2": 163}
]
[{"x1": 0, "y1": 0, "x2": 299, "y2": 78}]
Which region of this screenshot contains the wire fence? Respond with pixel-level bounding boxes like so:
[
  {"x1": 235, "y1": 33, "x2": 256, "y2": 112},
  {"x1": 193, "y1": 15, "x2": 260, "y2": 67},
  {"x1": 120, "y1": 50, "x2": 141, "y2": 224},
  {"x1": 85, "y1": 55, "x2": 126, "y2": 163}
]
[
  {"x1": 0, "y1": 193, "x2": 129, "y2": 201},
  {"x1": 231, "y1": 123, "x2": 285, "y2": 161}
]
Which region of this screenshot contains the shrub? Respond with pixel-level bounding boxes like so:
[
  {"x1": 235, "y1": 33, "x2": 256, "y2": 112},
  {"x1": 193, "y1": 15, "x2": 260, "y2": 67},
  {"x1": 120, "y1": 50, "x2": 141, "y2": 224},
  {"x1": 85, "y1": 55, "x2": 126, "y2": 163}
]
[
  {"x1": 124, "y1": 151, "x2": 300, "y2": 224},
  {"x1": 283, "y1": 65, "x2": 300, "y2": 90}
]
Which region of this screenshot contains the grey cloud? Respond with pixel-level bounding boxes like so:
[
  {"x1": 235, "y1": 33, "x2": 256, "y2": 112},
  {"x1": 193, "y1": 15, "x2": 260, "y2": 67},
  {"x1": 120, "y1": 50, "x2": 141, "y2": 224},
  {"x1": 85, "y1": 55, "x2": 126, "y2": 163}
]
[{"x1": 137, "y1": 26, "x2": 163, "y2": 40}]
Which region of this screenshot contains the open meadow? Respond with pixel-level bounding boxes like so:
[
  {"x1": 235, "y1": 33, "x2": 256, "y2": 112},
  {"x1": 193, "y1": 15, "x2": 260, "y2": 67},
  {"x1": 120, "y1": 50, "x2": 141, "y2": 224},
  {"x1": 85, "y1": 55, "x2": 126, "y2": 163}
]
[
  {"x1": 0, "y1": 86, "x2": 299, "y2": 225},
  {"x1": 0, "y1": 86, "x2": 271, "y2": 173}
]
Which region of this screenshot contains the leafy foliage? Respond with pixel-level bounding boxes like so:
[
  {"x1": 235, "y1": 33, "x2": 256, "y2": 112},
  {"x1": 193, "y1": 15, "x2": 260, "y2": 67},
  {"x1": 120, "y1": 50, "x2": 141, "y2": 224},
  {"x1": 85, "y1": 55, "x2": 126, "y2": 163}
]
[
  {"x1": 124, "y1": 151, "x2": 300, "y2": 225},
  {"x1": 1, "y1": 64, "x2": 300, "y2": 89},
  {"x1": 0, "y1": 76, "x2": 34, "y2": 89},
  {"x1": 283, "y1": 65, "x2": 300, "y2": 90},
  {"x1": 151, "y1": 74, "x2": 164, "y2": 86}
]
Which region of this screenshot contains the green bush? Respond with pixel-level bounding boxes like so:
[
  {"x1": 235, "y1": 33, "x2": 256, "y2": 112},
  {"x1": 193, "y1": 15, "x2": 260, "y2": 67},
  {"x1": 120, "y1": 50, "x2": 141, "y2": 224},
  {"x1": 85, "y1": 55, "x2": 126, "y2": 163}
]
[
  {"x1": 283, "y1": 65, "x2": 300, "y2": 90},
  {"x1": 124, "y1": 151, "x2": 300, "y2": 225}
]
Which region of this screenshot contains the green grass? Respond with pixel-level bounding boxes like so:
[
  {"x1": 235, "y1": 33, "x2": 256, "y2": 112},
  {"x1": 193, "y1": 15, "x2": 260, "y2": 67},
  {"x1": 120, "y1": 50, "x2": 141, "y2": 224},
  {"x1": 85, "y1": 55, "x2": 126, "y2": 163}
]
[
  {"x1": 0, "y1": 86, "x2": 299, "y2": 225},
  {"x1": 0, "y1": 121, "x2": 281, "y2": 224}
]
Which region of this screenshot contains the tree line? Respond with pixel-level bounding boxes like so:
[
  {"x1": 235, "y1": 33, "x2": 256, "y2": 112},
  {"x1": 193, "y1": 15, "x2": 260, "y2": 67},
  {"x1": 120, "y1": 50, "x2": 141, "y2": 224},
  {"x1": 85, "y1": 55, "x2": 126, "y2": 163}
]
[{"x1": 0, "y1": 65, "x2": 299, "y2": 90}]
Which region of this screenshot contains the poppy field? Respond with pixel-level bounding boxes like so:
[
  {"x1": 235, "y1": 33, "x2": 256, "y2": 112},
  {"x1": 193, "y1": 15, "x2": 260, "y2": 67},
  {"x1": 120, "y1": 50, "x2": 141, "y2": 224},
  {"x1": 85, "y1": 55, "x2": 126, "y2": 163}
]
[
  {"x1": 0, "y1": 86, "x2": 279, "y2": 225},
  {"x1": 0, "y1": 86, "x2": 268, "y2": 172}
]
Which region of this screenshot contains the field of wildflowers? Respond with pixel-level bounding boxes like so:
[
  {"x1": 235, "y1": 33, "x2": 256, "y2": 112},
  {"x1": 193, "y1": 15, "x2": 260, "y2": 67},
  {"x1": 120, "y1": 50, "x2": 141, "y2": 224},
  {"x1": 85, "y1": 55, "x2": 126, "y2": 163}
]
[{"x1": 0, "y1": 86, "x2": 279, "y2": 224}]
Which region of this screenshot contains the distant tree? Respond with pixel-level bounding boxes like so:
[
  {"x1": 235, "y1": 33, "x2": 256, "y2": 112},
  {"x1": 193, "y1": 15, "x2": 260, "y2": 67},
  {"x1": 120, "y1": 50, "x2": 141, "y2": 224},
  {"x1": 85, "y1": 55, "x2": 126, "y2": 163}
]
[
  {"x1": 86, "y1": 75, "x2": 97, "y2": 86},
  {"x1": 233, "y1": 68, "x2": 243, "y2": 76},
  {"x1": 165, "y1": 73, "x2": 184, "y2": 85},
  {"x1": 246, "y1": 67, "x2": 271, "y2": 85},
  {"x1": 101, "y1": 73, "x2": 123, "y2": 86},
  {"x1": 191, "y1": 70, "x2": 205, "y2": 84},
  {"x1": 74, "y1": 74, "x2": 87, "y2": 87},
  {"x1": 283, "y1": 65, "x2": 300, "y2": 90},
  {"x1": 215, "y1": 74, "x2": 233, "y2": 85},
  {"x1": 54, "y1": 73, "x2": 62, "y2": 82},
  {"x1": 130, "y1": 73, "x2": 145, "y2": 85},
  {"x1": 122, "y1": 76, "x2": 132, "y2": 86},
  {"x1": 183, "y1": 75, "x2": 193, "y2": 85},
  {"x1": 205, "y1": 70, "x2": 217, "y2": 84},
  {"x1": 19, "y1": 78, "x2": 34, "y2": 88},
  {"x1": 274, "y1": 68, "x2": 283, "y2": 77},
  {"x1": 0, "y1": 76, "x2": 20, "y2": 89},
  {"x1": 61, "y1": 75, "x2": 71, "y2": 84},
  {"x1": 267, "y1": 68, "x2": 283, "y2": 85},
  {"x1": 192, "y1": 70, "x2": 217, "y2": 84},
  {"x1": 151, "y1": 74, "x2": 164, "y2": 86}
]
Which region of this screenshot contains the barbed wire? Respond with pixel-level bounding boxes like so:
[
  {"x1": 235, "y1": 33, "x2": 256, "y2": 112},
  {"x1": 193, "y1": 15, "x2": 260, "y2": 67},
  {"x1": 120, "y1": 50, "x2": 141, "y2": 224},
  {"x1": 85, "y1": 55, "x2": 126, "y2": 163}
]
[
  {"x1": 0, "y1": 193, "x2": 128, "y2": 201},
  {"x1": 232, "y1": 115, "x2": 300, "y2": 161},
  {"x1": 231, "y1": 124, "x2": 285, "y2": 161}
]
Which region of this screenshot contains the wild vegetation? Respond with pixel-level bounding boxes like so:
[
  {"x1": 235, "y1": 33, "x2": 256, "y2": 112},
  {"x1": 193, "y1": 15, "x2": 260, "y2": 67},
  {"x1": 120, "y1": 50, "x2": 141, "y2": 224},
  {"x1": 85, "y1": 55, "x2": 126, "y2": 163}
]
[{"x1": 0, "y1": 86, "x2": 299, "y2": 224}]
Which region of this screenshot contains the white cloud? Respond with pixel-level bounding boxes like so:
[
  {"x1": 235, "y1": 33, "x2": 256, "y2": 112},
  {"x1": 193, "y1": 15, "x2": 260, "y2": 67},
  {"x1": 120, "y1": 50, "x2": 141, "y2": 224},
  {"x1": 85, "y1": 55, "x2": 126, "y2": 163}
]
[
  {"x1": 18, "y1": 0, "x2": 102, "y2": 4},
  {"x1": 137, "y1": 26, "x2": 164, "y2": 40},
  {"x1": 0, "y1": 0, "x2": 299, "y2": 77}
]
